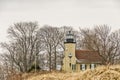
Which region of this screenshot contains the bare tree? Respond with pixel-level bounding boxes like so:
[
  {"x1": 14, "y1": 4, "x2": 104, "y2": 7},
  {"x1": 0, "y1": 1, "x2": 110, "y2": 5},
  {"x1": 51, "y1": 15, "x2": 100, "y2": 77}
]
[
  {"x1": 37, "y1": 25, "x2": 64, "y2": 70},
  {"x1": 79, "y1": 25, "x2": 120, "y2": 64},
  {"x1": 0, "y1": 64, "x2": 5, "y2": 80},
  {"x1": 0, "y1": 22, "x2": 42, "y2": 72}
]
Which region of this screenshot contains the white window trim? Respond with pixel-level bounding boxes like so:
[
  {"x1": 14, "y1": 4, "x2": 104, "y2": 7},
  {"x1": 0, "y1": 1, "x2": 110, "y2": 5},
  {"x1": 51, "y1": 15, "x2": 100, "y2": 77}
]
[
  {"x1": 91, "y1": 64, "x2": 95, "y2": 70},
  {"x1": 81, "y1": 64, "x2": 86, "y2": 71}
]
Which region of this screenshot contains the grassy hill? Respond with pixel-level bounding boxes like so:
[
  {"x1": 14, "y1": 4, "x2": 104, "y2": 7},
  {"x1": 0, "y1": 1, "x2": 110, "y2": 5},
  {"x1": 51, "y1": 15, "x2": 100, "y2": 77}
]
[{"x1": 22, "y1": 65, "x2": 120, "y2": 80}]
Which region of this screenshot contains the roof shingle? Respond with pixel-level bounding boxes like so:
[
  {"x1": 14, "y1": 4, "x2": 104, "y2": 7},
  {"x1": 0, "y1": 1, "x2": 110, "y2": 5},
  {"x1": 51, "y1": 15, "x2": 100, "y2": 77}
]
[{"x1": 75, "y1": 50, "x2": 102, "y2": 63}]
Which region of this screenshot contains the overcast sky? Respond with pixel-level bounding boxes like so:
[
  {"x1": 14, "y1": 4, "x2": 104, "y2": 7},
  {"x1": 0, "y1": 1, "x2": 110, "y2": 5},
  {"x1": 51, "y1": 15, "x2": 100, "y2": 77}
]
[{"x1": 0, "y1": 0, "x2": 120, "y2": 42}]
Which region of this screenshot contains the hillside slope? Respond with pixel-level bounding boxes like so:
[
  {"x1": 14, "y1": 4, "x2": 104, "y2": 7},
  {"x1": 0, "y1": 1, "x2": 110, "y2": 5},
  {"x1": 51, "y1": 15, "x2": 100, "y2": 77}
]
[{"x1": 23, "y1": 65, "x2": 120, "y2": 80}]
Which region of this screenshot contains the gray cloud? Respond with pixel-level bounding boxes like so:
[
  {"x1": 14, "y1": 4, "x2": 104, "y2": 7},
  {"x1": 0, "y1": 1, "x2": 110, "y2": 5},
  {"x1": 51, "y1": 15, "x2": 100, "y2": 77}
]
[{"x1": 0, "y1": 0, "x2": 120, "y2": 42}]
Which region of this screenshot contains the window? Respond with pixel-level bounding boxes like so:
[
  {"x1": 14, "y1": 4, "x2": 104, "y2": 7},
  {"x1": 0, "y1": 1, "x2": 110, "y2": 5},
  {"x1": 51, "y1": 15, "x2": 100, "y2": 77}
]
[
  {"x1": 69, "y1": 63, "x2": 71, "y2": 67},
  {"x1": 72, "y1": 64, "x2": 76, "y2": 71},
  {"x1": 90, "y1": 64, "x2": 96, "y2": 70},
  {"x1": 80, "y1": 64, "x2": 86, "y2": 71}
]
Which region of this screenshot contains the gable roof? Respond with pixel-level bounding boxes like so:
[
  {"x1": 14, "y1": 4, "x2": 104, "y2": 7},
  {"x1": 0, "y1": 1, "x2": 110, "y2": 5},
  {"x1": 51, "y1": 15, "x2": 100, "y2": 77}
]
[{"x1": 75, "y1": 50, "x2": 103, "y2": 64}]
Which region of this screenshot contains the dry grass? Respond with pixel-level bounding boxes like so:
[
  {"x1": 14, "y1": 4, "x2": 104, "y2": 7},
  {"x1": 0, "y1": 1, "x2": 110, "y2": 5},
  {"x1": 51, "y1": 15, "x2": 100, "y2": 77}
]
[{"x1": 22, "y1": 65, "x2": 120, "y2": 80}]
